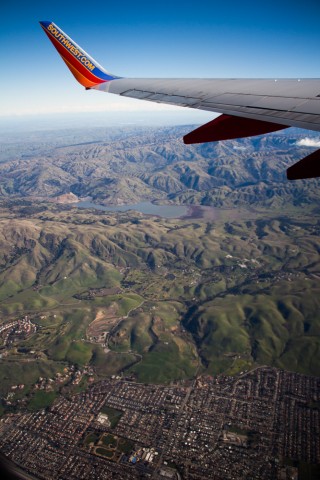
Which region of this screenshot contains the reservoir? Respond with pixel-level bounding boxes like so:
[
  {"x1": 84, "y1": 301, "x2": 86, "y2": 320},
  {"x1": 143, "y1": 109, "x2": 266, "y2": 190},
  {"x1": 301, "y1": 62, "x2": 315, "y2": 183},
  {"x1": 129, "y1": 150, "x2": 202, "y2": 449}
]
[{"x1": 74, "y1": 201, "x2": 243, "y2": 221}]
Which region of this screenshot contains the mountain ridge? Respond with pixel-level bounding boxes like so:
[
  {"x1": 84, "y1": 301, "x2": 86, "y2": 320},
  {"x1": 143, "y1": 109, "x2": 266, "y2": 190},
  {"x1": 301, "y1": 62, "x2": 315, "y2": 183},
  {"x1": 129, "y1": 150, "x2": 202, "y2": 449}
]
[{"x1": 0, "y1": 126, "x2": 319, "y2": 207}]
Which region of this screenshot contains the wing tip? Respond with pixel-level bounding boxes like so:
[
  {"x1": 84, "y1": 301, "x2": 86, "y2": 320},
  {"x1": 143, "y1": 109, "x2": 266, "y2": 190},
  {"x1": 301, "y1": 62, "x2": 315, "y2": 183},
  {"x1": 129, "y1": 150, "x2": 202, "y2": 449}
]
[{"x1": 39, "y1": 20, "x2": 119, "y2": 88}]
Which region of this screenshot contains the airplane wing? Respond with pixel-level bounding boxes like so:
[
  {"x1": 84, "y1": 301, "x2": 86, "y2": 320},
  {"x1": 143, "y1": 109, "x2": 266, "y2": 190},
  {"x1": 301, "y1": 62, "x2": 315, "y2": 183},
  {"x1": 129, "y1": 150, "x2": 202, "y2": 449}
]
[{"x1": 39, "y1": 21, "x2": 320, "y2": 180}]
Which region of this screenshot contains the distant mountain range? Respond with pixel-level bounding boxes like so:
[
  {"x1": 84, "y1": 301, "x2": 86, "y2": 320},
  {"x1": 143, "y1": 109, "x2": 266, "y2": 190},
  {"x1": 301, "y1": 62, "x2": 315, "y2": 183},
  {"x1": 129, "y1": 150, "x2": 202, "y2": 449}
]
[{"x1": 0, "y1": 126, "x2": 319, "y2": 207}]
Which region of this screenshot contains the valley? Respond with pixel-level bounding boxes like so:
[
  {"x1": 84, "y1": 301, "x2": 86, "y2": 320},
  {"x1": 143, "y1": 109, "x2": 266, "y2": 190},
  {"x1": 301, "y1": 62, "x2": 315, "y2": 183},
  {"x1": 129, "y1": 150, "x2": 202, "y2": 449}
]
[
  {"x1": 0, "y1": 123, "x2": 319, "y2": 480},
  {"x1": 0, "y1": 198, "x2": 319, "y2": 416},
  {"x1": 0, "y1": 124, "x2": 319, "y2": 416}
]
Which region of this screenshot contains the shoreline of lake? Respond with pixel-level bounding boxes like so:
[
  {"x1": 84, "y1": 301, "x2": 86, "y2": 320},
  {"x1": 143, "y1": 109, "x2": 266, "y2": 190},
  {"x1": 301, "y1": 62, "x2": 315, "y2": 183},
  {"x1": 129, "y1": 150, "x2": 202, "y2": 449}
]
[{"x1": 73, "y1": 200, "x2": 241, "y2": 221}]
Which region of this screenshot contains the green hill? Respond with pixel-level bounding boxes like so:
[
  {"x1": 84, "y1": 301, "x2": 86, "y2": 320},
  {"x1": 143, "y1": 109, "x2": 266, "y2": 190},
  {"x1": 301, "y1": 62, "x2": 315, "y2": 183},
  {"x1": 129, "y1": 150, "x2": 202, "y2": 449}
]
[{"x1": 0, "y1": 202, "x2": 319, "y2": 395}]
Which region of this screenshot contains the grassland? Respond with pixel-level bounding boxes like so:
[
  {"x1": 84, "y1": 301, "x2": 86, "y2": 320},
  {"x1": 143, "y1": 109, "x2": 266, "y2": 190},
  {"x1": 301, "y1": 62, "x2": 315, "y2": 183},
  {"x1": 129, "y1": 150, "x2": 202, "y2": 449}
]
[
  {"x1": 27, "y1": 390, "x2": 58, "y2": 411},
  {"x1": 100, "y1": 406, "x2": 123, "y2": 428},
  {"x1": 0, "y1": 358, "x2": 64, "y2": 395},
  {"x1": 0, "y1": 201, "x2": 319, "y2": 406}
]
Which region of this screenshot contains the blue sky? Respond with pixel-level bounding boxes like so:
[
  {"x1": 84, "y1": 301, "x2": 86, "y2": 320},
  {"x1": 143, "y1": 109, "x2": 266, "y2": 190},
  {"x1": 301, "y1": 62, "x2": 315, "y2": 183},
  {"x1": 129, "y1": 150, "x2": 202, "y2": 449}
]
[{"x1": 1, "y1": 0, "x2": 320, "y2": 123}]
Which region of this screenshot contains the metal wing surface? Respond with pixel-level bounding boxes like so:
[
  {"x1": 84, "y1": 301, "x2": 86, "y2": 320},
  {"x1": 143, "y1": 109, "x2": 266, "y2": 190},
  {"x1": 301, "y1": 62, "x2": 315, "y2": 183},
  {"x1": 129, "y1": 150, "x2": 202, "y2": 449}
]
[
  {"x1": 40, "y1": 20, "x2": 320, "y2": 180},
  {"x1": 97, "y1": 78, "x2": 320, "y2": 133}
]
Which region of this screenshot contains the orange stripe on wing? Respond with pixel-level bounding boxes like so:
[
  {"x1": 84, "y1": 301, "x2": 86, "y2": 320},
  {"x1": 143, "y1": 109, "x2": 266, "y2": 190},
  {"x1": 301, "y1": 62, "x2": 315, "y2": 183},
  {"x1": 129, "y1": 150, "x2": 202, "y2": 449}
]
[
  {"x1": 60, "y1": 55, "x2": 101, "y2": 88},
  {"x1": 42, "y1": 26, "x2": 106, "y2": 86}
]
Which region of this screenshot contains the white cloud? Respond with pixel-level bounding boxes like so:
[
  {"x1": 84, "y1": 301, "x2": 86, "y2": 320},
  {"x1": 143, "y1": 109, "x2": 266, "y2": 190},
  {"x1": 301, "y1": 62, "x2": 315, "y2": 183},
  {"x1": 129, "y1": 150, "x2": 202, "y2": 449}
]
[
  {"x1": 233, "y1": 145, "x2": 247, "y2": 151},
  {"x1": 296, "y1": 137, "x2": 320, "y2": 147}
]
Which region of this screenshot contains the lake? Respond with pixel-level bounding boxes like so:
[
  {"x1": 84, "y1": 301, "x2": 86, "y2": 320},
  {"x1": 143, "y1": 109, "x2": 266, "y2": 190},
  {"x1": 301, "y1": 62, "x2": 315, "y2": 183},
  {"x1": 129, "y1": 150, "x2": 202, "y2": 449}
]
[{"x1": 74, "y1": 201, "x2": 243, "y2": 221}]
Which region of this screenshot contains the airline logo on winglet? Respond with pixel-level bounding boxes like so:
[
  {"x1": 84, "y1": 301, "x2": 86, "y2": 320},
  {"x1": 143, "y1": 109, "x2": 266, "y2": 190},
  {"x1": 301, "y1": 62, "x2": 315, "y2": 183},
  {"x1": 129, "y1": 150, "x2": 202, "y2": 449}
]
[
  {"x1": 46, "y1": 23, "x2": 96, "y2": 72},
  {"x1": 40, "y1": 20, "x2": 118, "y2": 88}
]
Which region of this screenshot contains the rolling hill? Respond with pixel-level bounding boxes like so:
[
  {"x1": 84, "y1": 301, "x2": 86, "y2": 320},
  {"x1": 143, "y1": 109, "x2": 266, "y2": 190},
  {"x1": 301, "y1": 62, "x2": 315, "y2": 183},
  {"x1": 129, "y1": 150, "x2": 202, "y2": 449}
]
[
  {"x1": 0, "y1": 201, "x2": 319, "y2": 395},
  {"x1": 0, "y1": 124, "x2": 319, "y2": 407},
  {"x1": 0, "y1": 126, "x2": 319, "y2": 207}
]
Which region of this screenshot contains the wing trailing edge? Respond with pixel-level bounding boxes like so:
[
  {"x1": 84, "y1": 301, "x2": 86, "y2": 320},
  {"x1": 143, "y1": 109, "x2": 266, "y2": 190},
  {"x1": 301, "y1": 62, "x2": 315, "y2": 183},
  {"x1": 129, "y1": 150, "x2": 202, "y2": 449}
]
[
  {"x1": 184, "y1": 114, "x2": 320, "y2": 180},
  {"x1": 287, "y1": 149, "x2": 320, "y2": 180},
  {"x1": 183, "y1": 114, "x2": 287, "y2": 144}
]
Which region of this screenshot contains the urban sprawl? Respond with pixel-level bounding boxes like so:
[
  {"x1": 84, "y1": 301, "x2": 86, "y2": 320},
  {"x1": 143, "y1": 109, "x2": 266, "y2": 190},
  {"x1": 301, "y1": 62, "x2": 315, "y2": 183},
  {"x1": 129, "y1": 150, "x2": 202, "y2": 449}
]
[{"x1": 0, "y1": 366, "x2": 319, "y2": 479}]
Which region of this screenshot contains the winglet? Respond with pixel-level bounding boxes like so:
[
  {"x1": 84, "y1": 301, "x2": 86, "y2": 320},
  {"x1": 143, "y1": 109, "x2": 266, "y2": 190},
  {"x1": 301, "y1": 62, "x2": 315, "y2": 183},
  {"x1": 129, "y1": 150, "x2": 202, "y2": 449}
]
[{"x1": 39, "y1": 21, "x2": 119, "y2": 88}]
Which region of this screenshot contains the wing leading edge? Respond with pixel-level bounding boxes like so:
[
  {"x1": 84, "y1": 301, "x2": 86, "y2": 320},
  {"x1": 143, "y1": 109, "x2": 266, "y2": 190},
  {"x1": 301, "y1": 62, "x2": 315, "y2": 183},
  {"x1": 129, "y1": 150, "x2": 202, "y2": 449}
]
[{"x1": 39, "y1": 21, "x2": 320, "y2": 180}]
